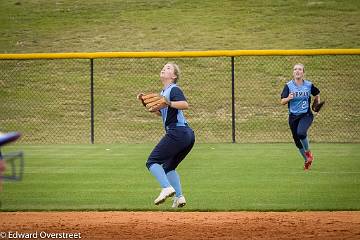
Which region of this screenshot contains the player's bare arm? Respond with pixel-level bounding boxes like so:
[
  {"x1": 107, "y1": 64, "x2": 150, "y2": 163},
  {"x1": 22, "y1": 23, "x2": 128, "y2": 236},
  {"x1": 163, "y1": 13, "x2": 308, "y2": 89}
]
[
  {"x1": 280, "y1": 92, "x2": 294, "y2": 105},
  {"x1": 169, "y1": 100, "x2": 188, "y2": 110}
]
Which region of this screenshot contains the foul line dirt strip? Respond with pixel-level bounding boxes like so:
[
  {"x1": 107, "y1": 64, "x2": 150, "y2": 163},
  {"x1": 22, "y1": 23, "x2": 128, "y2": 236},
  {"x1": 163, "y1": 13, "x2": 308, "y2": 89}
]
[{"x1": 1, "y1": 212, "x2": 360, "y2": 240}]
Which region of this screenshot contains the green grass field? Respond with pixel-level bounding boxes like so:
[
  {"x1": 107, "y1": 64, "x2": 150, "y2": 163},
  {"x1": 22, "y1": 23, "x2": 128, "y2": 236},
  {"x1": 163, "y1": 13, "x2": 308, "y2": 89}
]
[
  {"x1": 0, "y1": 1, "x2": 359, "y2": 213},
  {"x1": 1, "y1": 143, "x2": 359, "y2": 211}
]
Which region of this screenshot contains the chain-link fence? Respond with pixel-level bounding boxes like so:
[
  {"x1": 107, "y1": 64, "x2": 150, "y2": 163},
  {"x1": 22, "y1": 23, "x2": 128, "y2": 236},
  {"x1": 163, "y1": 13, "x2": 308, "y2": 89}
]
[{"x1": 0, "y1": 52, "x2": 359, "y2": 144}]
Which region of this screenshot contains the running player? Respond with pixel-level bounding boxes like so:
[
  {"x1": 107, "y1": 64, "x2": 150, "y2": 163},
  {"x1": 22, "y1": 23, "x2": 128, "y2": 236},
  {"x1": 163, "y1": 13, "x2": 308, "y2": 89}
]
[
  {"x1": 280, "y1": 63, "x2": 321, "y2": 170},
  {"x1": 141, "y1": 62, "x2": 195, "y2": 208}
]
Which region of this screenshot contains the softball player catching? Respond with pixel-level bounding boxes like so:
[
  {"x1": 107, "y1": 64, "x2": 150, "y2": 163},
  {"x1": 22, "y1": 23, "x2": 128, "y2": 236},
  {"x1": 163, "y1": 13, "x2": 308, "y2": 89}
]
[
  {"x1": 281, "y1": 63, "x2": 324, "y2": 170},
  {"x1": 138, "y1": 62, "x2": 195, "y2": 208}
]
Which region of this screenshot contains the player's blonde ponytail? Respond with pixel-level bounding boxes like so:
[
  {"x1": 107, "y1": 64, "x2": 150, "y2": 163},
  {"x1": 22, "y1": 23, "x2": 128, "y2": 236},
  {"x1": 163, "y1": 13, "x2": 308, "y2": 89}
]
[{"x1": 168, "y1": 62, "x2": 180, "y2": 83}]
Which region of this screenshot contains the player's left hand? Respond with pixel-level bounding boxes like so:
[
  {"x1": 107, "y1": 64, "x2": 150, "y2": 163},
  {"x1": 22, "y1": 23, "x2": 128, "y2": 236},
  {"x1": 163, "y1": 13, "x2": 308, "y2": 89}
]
[
  {"x1": 140, "y1": 93, "x2": 170, "y2": 112},
  {"x1": 312, "y1": 99, "x2": 325, "y2": 113}
]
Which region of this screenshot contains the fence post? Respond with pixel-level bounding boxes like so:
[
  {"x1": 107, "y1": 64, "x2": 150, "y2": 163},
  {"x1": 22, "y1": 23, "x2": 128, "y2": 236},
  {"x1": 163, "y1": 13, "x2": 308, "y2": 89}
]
[
  {"x1": 90, "y1": 59, "x2": 94, "y2": 144},
  {"x1": 231, "y1": 56, "x2": 236, "y2": 143}
]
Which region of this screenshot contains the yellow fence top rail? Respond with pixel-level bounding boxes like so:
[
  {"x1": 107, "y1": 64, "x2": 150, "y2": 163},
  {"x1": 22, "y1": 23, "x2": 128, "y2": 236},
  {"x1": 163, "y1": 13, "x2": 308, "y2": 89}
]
[{"x1": 0, "y1": 49, "x2": 359, "y2": 60}]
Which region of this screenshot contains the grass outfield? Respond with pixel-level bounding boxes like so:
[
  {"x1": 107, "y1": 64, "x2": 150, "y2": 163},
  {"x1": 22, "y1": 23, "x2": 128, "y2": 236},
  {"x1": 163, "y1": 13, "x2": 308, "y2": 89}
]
[{"x1": 1, "y1": 143, "x2": 359, "y2": 211}]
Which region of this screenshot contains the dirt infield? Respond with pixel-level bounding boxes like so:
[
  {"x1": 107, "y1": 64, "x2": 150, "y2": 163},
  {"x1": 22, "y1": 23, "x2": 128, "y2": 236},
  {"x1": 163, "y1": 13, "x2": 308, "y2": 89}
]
[{"x1": 1, "y1": 212, "x2": 360, "y2": 240}]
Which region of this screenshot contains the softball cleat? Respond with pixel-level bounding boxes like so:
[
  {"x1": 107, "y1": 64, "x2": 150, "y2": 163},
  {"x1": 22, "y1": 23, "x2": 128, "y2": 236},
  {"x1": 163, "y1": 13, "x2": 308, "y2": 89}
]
[
  {"x1": 304, "y1": 151, "x2": 314, "y2": 170},
  {"x1": 154, "y1": 186, "x2": 175, "y2": 205},
  {"x1": 172, "y1": 195, "x2": 186, "y2": 208},
  {"x1": 305, "y1": 150, "x2": 314, "y2": 162}
]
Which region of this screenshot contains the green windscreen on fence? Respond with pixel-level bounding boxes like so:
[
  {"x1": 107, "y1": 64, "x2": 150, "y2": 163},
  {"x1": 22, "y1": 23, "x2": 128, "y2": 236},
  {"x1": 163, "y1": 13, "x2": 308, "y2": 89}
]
[{"x1": 0, "y1": 54, "x2": 359, "y2": 143}]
